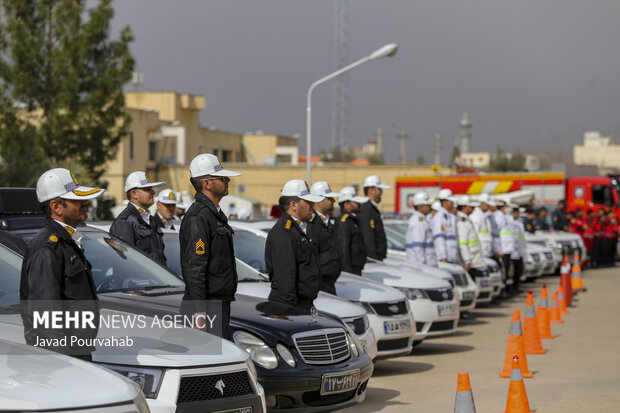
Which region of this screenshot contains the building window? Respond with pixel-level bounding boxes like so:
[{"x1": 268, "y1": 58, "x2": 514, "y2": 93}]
[
  {"x1": 129, "y1": 131, "x2": 134, "y2": 160},
  {"x1": 148, "y1": 141, "x2": 157, "y2": 162}
]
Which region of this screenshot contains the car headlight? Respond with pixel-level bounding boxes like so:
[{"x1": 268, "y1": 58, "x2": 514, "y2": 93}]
[
  {"x1": 398, "y1": 288, "x2": 429, "y2": 300},
  {"x1": 276, "y1": 343, "x2": 296, "y2": 367},
  {"x1": 245, "y1": 358, "x2": 258, "y2": 381},
  {"x1": 347, "y1": 333, "x2": 360, "y2": 357},
  {"x1": 342, "y1": 314, "x2": 369, "y2": 335},
  {"x1": 101, "y1": 364, "x2": 164, "y2": 399},
  {"x1": 233, "y1": 330, "x2": 278, "y2": 369}
]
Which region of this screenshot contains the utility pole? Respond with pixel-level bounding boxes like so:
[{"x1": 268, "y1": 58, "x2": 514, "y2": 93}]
[
  {"x1": 331, "y1": 0, "x2": 349, "y2": 149},
  {"x1": 377, "y1": 127, "x2": 383, "y2": 156},
  {"x1": 435, "y1": 133, "x2": 440, "y2": 165},
  {"x1": 398, "y1": 130, "x2": 408, "y2": 165}
]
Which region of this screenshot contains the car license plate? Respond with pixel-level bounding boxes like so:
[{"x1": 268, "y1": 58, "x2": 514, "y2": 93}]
[
  {"x1": 214, "y1": 408, "x2": 252, "y2": 413},
  {"x1": 437, "y1": 303, "x2": 457, "y2": 317},
  {"x1": 383, "y1": 319, "x2": 411, "y2": 334},
  {"x1": 321, "y1": 370, "x2": 360, "y2": 395},
  {"x1": 479, "y1": 279, "x2": 490, "y2": 288}
]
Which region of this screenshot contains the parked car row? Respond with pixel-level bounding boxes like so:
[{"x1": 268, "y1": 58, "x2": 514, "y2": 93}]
[{"x1": 0, "y1": 187, "x2": 583, "y2": 413}]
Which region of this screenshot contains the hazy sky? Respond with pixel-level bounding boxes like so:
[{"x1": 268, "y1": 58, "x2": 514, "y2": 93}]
[{"x1": 110, "y1": 0, "x2": 620, "y2": 164}]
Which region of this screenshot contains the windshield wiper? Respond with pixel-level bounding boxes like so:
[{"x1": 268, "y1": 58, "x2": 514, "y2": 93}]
[{"x1": 142, "y1": 284, "x2": 183, "y2": 291}]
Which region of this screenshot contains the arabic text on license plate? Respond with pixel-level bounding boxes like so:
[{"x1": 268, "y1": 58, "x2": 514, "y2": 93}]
[
  {"x1": 383, "y1": 319, "x2": 411, "y2": 334},
  {"x1": 214, "y1": 408, "x2": 252, "y2": 413},
  {"x1": 437, "y1": 303, "x2": 456, "y2": 317},
  {"x1": 321, "y1": 370, "x2": 360, "y2": 395}
]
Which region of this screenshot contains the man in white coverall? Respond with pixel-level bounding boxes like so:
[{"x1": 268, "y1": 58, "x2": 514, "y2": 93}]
[
  {"x1": 455, "y1": 196, "x2": 487, "y2": 276},
  {"x1": 469, "y1": 193, "x2": 493, "y2": 259},
  {"x1": 432, "y1": 189, "x2": 459, "y2": 263},
  {"x1": 406, "y1": 192, "x2": 437, "y2": 266}
]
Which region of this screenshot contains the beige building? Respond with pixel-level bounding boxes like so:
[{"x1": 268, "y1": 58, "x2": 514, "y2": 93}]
[
  {"x1": 460, "y1": 152, "x2": 491, "y2": 169},
  {"x1": 155, "y1": 163, "x2": 449, "y2": 216},
  {"x1": 574, "y1": 131, "x2": 620, "y2": 169},
  {"x1": 103, "y1": 91, "x2": 450, "y2": 214}
]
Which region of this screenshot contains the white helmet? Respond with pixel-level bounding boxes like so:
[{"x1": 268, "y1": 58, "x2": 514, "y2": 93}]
[
  {"x1": 437, "y1": 188, "x2": 453, "y2": 200},
  {"x1": 431, "y1": 200, "x2": 441, "y2": 211},
  {"x1": 157, "y1": 189, "x2": 177, "y2": 205},
  {"x1": 36, "y1": 168, "x2": 104, "y2": 203},
  {"x1": 338, "y1": 186, "x2": 369, "y2": 204},
  {"x1": 310, "y1": 181, "x2": 339, "y2": 198},
  {"x1": 413, "y1": 191, "x2": 431, "y2": 206},
  {"x1": 189, "y1": 153, "x2": 241, "y2": 178},
  {"x1": 281, "y1": 180, "x2": 324, "y2": 202},
  {"x1": 363, "y1": 175, "x2": 390, "y2": 189},
  {"x1": 124, "y1": 171, "x2": 166, "y2": 193}
]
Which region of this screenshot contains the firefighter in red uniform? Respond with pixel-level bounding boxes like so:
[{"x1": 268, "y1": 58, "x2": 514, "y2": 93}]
[{"x1": 603, "y1": 211, "x2": 618, "y2": 265}]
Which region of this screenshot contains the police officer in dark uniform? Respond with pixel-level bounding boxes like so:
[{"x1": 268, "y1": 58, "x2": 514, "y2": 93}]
[
  {"x1": 110, "y1": 171, "x2": 167, "y2": 264},
  {"x1": 359, "y1": 175, "x2": 390, "y2": 261},
  {"x1": 179, "y1": 154, "x2": 241, "y2": 339},
  {"x1": 308, "y1": 181, "x2": 342, "y2": 295},
  {"x1": 535, "y1": 207, "x2": 551, "y2": 230},
  {"x1": 551, "y1": 200, "x2": 569, "y2": 231},
  {"x1": 266, "y1": 180, "x2": 324, "y2": 311},
  {"x1": 20, "y1": 168, "x2": 103, "y2": 360},
  {"x1": 336, "y1": 186, "x2": 369, "y2": 275},
  {"x1": 523, "y1": 209, "x2": 537, "y2": 233}
]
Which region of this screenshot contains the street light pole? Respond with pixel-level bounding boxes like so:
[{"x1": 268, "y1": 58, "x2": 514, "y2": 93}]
[{"x1": 305, "y1": 43, "x2": 398, "y2": 184}]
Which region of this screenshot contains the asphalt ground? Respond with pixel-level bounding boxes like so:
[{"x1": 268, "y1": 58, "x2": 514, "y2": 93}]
[{"x1": 341, "y1": 265, "x2": 620, "y2": 412}]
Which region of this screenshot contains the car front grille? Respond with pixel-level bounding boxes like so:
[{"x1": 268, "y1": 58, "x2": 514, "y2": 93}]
[
  {"x1": 478, "y1": 291, "x2": 491, "y2": 300},
  {"x1": 544, "y1": 252, "x2": 553, "y2": 260},
  {"x1": 451, "y1": 272, "x2": 468, "y2": 286},
  {"x1": 460, "y1": 299, "x2": 473, "y2": 307},
  {"x1": 377, "y1": 337, "x2": 410, "y2": 352},
  {"x1": 177, "y1": 371, "x2": 254, "y2": 403},
  {"x1": 293, "y1": 328, "x2": 350, "y2": 365},
  {"x1": 428, "y1": 320, "x2": 455, "y2": 332},
  {"x1": 425, "y1": 288, "x2": 454, "y2": 302},
  {"x1": 369, "y1": 300, "x2": 408, "y2": 316}
]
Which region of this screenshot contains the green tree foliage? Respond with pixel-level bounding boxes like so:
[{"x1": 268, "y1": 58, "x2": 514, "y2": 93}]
[
  {"x1": 489, "y1": 146, "x2": 526, "y2": 172},
  {"x1": 0, "y1": 0, "x2": 134, "y2": 187}
]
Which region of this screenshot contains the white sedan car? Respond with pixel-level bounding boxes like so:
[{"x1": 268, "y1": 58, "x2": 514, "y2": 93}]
[
  {"x1": 229, "y1": 221, "x2": 414, "y2": 358},
  {"x1": 381, "y1": 220, "x2": 485, "y2": 308},
  {"x1": 0, "y1": 339, "x2": 148, "y2": 413},
  {"x1": 234, "y1": 221, "x2": 460, "y2": 344}
]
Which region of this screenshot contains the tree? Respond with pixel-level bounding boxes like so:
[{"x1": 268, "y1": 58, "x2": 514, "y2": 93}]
[
  {"x1": 415, "y1": 154, "x2": 427, "y2": 165},
  {"x1": 489, "y1": 146, "x2": 526, "y2": 172},
  {"x1": 0, "y1": 0, "x2": 134, "y2": 187}
]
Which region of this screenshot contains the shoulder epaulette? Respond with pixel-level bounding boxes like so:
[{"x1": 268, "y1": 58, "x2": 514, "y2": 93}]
[
  {"x1": 284, "y1": 220, "x2": 292, "y2": 230},
  {"x1": 341, "y1": 213, "x2": 349, "y2": 223},
  {"x1": 419, "y1": 216, "x2": 423, "y2": 222},
  {"x1": 47, "y1": 234, "x2": 59, "y2": 245},
  {"x1": 309, "y1": 213, "x2": 316, "y2": 222}
]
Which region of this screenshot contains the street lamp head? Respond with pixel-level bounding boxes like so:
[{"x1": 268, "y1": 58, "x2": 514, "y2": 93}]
[{"x1": 368, "y1": 43, "x2": 398, "y2": 60}]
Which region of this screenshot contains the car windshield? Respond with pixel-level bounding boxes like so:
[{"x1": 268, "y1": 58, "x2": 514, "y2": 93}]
[
  {"x1": 15, "y1": 230, "x2": 184, "y2": 293},
  {"x1": 161, "y1": 232, "x2": 266, "y2": 282},
  {"x1": 385, "y1": 222, "x2": 407, "y2": 236},
  {"x1": 232, "y1": 229, "x2": 268, "y2": 273},
  {"x1": 383, "y1": 226, "x2": 407, "y2": 252},
  {"x1": 0, "y1": 246, "x2": 23, "y2": 310}
]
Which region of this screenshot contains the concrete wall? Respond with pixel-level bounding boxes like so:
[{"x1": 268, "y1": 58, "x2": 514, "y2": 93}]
[{"x1": 574, "y1": 145, "x2": 620, "y2": 169}]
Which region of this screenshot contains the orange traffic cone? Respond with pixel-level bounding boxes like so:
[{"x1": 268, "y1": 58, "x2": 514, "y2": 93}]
[
  {"x1": 571, "y1": 252, "x2": 585, "y2": 292},
  {"x1": 454, "y1": 372, "x2": 476, "y2": 413},
  {"x1": 502, "y1": 356, "x2": 534, "y2": 413},
  {"x1": 501, "y1": 310, "x2": 533, "y2": 378},
  {"x1": 549, "y1": 292, "x2": 564, "y2": 324},
  {"x1": 523, "y1": 290, "x2": 546, "y2": 354},
  {"x1": 536, "y1": 284, "x2": 555, "y2": 339},
  {"x1": 560, "y1": 257, "x2": 573, "y2": 306},
  {"x1": 557, "y1": 286, "x2": 569, "y2": 315}
]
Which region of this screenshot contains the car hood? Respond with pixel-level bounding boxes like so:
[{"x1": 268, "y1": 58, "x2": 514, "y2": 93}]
[
  {"x1": 362, "y1": 262, "x2": 452, "y2": 289},
  {"x1": 0, "y1": 338, "x2": 140, "y2": 411},
  {"x1": 236, "y1": 281, "x2": 366, "y2": 318},
  {"x1": 0, "y1": 311, "x2": 249, "y2": 369},
  {"x1": 526, "y1": 243, "x2": 553, "y2": 254},
  {"x1": 384, "y1": 257, "x2": 453, "y2": 282},
  {"x1": 336, "y1": 272, "x2": 407, "y2": 303},
  {"x1": 99, "y1": 291, "x2": 346, "y2": 347},
  {"x1": 535, "y1": 230, "x2": 581, "y2": 241}
]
